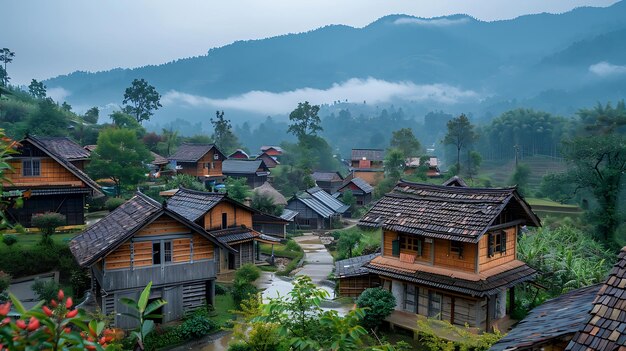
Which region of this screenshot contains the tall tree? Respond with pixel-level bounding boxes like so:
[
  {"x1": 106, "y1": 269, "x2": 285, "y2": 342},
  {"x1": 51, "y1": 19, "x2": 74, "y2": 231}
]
[
  {"x1": 287, "y1": 101, "x2": 322, "y2": 139},
  {"x1": 122, "y1": 78, "x2": 162, "y2": 124},
  {"x1": 87, "y1": 128, "x2": 153, "y2": 195},
  {"x1": 384, "y1": 148, "x2": 405, "y2": 181},
  {"x1": 26, "y1": 98, "x2": 69, "y2": 136},
  {"x1": 83, "y1": 107, "x2": 99, "y2": 124},
  {"x1": 28, "y1": 79, "x2": 47, "y2": 99},
  {"x1": 0, "y1": 48, "x2": 14, "y2": 86},
  {"x1": 109, "y1": 111, "x2": 145, "y2": 136},
  {"x1": 210, "y1": 110, "x2": 240, "y2": 154},
  {"x1": 443, "y1": 114, "x2": 478, "y2": 173},
  {"x1": 390, "y1": 128, "x2": 421, "y2": 157}
]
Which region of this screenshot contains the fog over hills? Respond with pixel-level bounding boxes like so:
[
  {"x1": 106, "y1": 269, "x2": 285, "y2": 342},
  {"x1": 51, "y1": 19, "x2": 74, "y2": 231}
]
[{"x1": 44, "y1": 1, "x2": 626, "y2": 131}]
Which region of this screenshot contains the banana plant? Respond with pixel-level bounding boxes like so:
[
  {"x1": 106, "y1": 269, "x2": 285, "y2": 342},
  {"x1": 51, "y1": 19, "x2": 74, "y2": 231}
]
[{"x1": 119, "y1": 282, "x2": 167, "y2": 350}]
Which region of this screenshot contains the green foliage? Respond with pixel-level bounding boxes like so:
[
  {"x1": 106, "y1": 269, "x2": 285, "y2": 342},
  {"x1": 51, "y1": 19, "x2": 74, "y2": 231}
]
[
  {"x1": 31, "y1": 212, "x2": 66, "y2": 245},
  {"x1": 104, "y1": 197, "x2": 126, "y2": 211},
  {"x1": 384, "y1": 148, "x2": 405, "y2": 181},
  {"x1": 122, "y1": 78, "x2": 162, "y2": 124},
  {"x1": 2, "y1": 234, "x2": 17, "y2": 246},
  {"x1": 509, "y1": 163, "x2": 531, "y2": 196},
  {"x1": 341, "y1": 189, "x2": 356, "y2": 210},
  {"x1": 287, "y1": 101, "x2": 322, "y2": 139},
  {"x1": 228, "y1": 342, "x2": 253, "y2": 351},
  {"x1": 31, "y1": 279, "x2": 61, "y2": 302},
  {"x1": 416, "y1": 318, "x2": 502, "y2": 351},
  {"x1": 87, "y1": 128, "x2": 153, "y2": 193},
  {"x1": 179, "y1": 310, "x2": 217, "y2": 339},
  {"x1": 120, "y1": 281, "x2": 167, "y2": 350},
  {"x1": 83, "y1": 106, "x2": 100, "y2": 124},
  {"x1": 211, "y1": 110, "x2": 241, "y2": 155},
  {"x1": 538, "y1": 173, "x2": 575, "y2": 203},
  {"x1": 251, "y1": 192, "x2": 283, "y2": 216},
  {"x1": 0, "y1": 48, "x2": 15, "y2": 86},
  {"x1": 374, "y1": 177, "x2": 396, "y2": 200},
  {"x1": 356, "y1": 288, "x2": 396, "y2": 331},
  {"x1": 165, "y1": 174, "x2": 206, "y2": 192},
  {"x1": 28, "y1": 79, "x2": 46, "y2": 99},
  {"x1": 336, "y1": 228, "x2": 360, "y2": 259},
  {"x1": 284, "y1": 240, "x2": 301, "y2": 252},
  {"x1": 232, "y1": 264, "x2": 261, "y2": 308},
  {"x1": 443, "y1": 114, "x2": 478, "y2": 173},
  {"x1": 25, "y1": 98, "x2": 72, "y2": 137},
  {"x1": 109, "y1": 111, "x2": 145, "y2": 136},
  {"x1": 215, "y1": 283, "x2": 229, "y2": 295},
  {"x1": 0, "y1": 271, "x2": 11, "y2": 293},
  {"x1": 235, "y1": 263, "x2": 261, "y2": 284},
  {"x1": 225, "y1": 177, "x2": 252, "y2": 203},
  {"x1": 390, "y1": 128, "x2": 421, "y2": 157},
  {"x1": 273, "y1": 166, "x2": 315, "y2": 197},
  {"x1": 0, "y1": 243, "x2": 81, "y2": 285}
]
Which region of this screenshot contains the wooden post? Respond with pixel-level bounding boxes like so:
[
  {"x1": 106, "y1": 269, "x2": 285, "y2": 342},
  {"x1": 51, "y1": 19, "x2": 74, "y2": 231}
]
[
  {"x1": 486, "y1": 296, "x2": 491, "y2": 332},
  {"x1": 450, "y1": 296, "x2": 455, "y2": 325},
  {"x1": 508, "y1": 287, "x2": 515, "y2": 315}
]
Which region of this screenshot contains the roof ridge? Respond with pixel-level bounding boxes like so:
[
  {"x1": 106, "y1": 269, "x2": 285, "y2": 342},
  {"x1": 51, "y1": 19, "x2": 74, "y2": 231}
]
[
  {"x1": 177, "y1": 187, "x2": 224, "y2": 196},
  {"x1": 135, "y1": 191, "x2": 162, "y2": 209},
  {"x1": 397, "y1": 179, "x2": 517, "y2": 192}
]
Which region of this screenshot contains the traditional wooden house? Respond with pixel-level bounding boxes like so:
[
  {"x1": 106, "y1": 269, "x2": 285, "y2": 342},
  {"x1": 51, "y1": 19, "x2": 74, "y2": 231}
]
[
  {"x1": 228, "y1": 149, "x2": 250, "y2": 159},
  {"x1": 260, "y1": 145, "x2": 283, "y2": 157},
  {"x1": 3, "y1": 135, "x2": 102, "y2": 227},
  {"x1": 311, "y1": 171, "x2": 344, "y2": 194},
  {"x1": 168, "y1": 143, "x2": 227, "y2": 185},
  {"x1": 337, "y1": 178, "x2": 541, "y2": 332},
  {"x1": 222, "y1": 159, "x2": 270, "y2": 188},
  {"x1": 165, "y1": 188, "x2": 279, "y2": 273},
  {"x1": 256, "y1": 152, "x2": 279, "y2": 168},
  {"x1": 337, "y1": 177, "x2": 374, "y2": 206},
  {"x1": 335, "y1": 253, "x2": 381, "y2": 297},
  {"x1": 38, "y1": 137, "x2": 91, "y2": 170},
  {"x1": 286, "y1": 186, "x2": 350, "y2": 229},
  {"x1": 404, "y1": 157, "x2": 441, "y2": 178},
  {"x1": 350, "y1": 148, "x2": 385, "y2": 186},
  {"x1": 69, "y1": 193, "x2": 232, "y2": 328},
  {"x1": 150, "y1": 151, "x2": 170, "y2": 177},
  {"x1": 252, "y1": 212, "x2": 290, "y2": 239}
]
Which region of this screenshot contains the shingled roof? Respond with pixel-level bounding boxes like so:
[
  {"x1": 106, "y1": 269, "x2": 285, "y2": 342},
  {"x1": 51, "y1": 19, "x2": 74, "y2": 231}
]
[
  {"x1": 335, "y1": 253, "x2": 380, "y2": 278},
  {"x1": 339, "y1": 177, "x2": 374, "y2": 194},
  {"x1": 69, "y1": 192, "x2": 232, "y2": 267},
  {"x1": 491, "y1": 284, "x2": 601, "y2": 351},
  {"x1": 565, "y1": 248, "x2": 626, "y2": 351},
  {"x1": 168, "y1": 143, "x2": 224, "y2": 162},
  {"x1": 166, "y1": 188, "x2": 227, "y2": 222},
  {"x1": 151, "y1": 151, "x2": 169, "y2": 166},
  {"x1": 37, "y1": 137, "x2": 90, "y2": 161},
  {"x1": 351, "y1": 148, "x2": 385, "y2": 161},
  {"x1": 359, "y1": 180, "x2": 540, "y2": 243},
  {"x1": 23, "y1": 136, "x2": 102, "y2": 196},
  {"x1": 312, "y1": 171, "x2": 343, "y2": 182}
]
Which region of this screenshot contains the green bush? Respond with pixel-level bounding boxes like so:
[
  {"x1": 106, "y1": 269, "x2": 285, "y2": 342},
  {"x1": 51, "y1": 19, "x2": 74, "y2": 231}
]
[
  {"x1": 31, "y1": 212, "x2": 66, "y2": 245},
  {"x1": 180, "y1": 314, "x2": 217, "y2": 339},
  {"x1": 12, "y1": 224, "x2": 26, "y2": 234},
  {"x1": 232, "y1": 282, "x2": 258, "y2": 308},
  {"x1": 0, "y1": 271, "x2": 11, "y2": 293},
  {"x1": 0, "y1": 244, "x2": 80, "y2": 284},
  {"x1": 2, "y1": 234, "x2": 17, "y2": 246},
  {"x1": 284, "y1": 239, "x2": 301, "y2": 252},
  {"x1": 143, "y1": 327, "x2": 184, "y2": 351},
  {"x1": 227, "y1": 342, "x2": 252, "y2": 351},
  {"x1": 235, "y1": 263, "x2": 261, "y2": 284},
  {"x1": 215, "y1": 283, "x2": 229, "y2": 295},
  {"x1": 104, "y1": 197, "x2": 126, "y2": 211},
  {"x1": 31, "y1": 279, "x2": 61, "y2": 303},
  {"x1": 356, "y1": 288, "x2": 396, "y2": 331}
]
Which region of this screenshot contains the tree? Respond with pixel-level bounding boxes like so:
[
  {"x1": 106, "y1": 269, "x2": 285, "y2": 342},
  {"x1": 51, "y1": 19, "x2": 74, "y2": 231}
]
[
  {"x1": 165, "y1": 174, "x2": 206, "y2": 192},
  {"x1": 31, "y1": 212, "x2": 66, "y2": 245},
  {"x1": 109, "y1": 110, "x2": 145, "y2": 136},
  {"x1": 390, "y1": 128, "x2": 421, "y2": 157},
  {"x1": 0, "y1": 67, "x2": 9, "y2": 88},
  {"x1": 509, "y1": 164, "x2": 531, "y2": 196},
  {"x1": 87, "y1": 128, "x2": 153, "y2": 194},
  {"x1": 28, "y1": 79, "x2": 46, "y2": 99},
  {"x1": 342, "y1": 189, "x2": 356, "y2": 210},
  {"x1": 466, "y1": 150, "x2": 483, "y2": 181},
  {"x1": 122, "y1": 78, "x2": 162, "y2": 124},
  {"x1": 0, "y1": 48, "x2": 14, "y2": 86},
  {"x1": 384, "y1": 148, "x2": 405, "y2": 181},
  {"x1": 337, "y1": 228, "x2": 360, "y2": 259},
  {"x1": 225, "y1": 177, "x2": 251, "y2": 203},
  {"x1": 443, "y1": 114, "x2": 478, "y2": 173},
  {"x1": 61, "y1": 101, "x2": 72, "y2": 112},
  {"x1": 211, "y1": 110, "x2": 240, "y2": 154},
  {"x1": 356, "y1": 288, "x2": 396, "y2": 331},
  {"x1": 251, "y1": 193, "x2": 283, "y2": 216},
  {"x1": 83, "y1": 106, "x2": 99, "y2": 124},
  {"x1": 287, "y1": 101, "x2": 322, "y2": 139},
  {"x1": 26, "y1": 98, "x2": 69, "y2": 136}
]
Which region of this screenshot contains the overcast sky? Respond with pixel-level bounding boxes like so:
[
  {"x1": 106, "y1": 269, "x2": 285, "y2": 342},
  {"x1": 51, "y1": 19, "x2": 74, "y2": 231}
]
[{"x1": 1, "y1": 0, "x2": 619, "y2": 85}]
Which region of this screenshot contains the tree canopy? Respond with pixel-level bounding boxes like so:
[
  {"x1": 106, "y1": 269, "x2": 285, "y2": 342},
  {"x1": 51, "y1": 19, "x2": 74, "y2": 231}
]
[
  {"x1": 211, "y1": 110, "x2": 240, "y2": 155},
  {"x1": 443, "y1": 114, "x2": 478, "y2": 173},
  {"x1": 287, "y1": 101, "x2": 322, "y2": 139},
  {"x1": 28, "y1": 79, "x2": 46, "y2": 99},
  {"x1": 122, "y1": 78, "x2": 162, "y2": 124},
  {"x1": 390, "y1": 128, "x2": 421, "y2": 157}
]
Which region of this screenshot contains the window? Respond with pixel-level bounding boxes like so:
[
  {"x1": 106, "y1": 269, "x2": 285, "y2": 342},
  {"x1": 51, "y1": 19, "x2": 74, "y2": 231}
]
[
  {"x1": 221, "y1": 213, "x2": 228, "y2": 228},
  {"x1": 428, "y1": 291, "x2": 442, "y2": 319},
  {"x1": 22, "y1": 159, "x2": 40, "y2": 176},
  {"x1": 400, "y1": 235, "x2": 422, "y2": 256},
  {"x1": 152, "y1": 241, "x2": 173, "y2": 265},
  {"x1": 450, "y1": 241, "x2": 464, "y2": 258},
  {"x1": 488, "y1": 231, "x2": 507, "y2": 257},
  {"x1": 404, "y1": 284, "x2": 417, "y2": 313}
]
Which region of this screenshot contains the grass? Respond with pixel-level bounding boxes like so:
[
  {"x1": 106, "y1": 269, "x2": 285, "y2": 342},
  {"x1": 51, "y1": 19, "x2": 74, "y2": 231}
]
[
  {"x1": 259, "y1": 241, "x2": 304, "y2": 276},
  {"x1": 330, "y1": 227, "x2": 381, "y2": 260},
  {"x1": 526, "y1": 197, "x2": 579, "y2": 208},
  {"x1": 212, "y1": 294, "x2": 236, "y2": 327},
  {"x1": 6, "y1": 233, "x2": 77, "y2": 248}
]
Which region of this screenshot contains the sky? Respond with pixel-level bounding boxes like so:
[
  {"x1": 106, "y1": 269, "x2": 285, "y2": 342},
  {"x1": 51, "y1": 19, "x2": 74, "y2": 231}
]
[{"x1": 1, "y1": 0, "x2": 619, "y2": 85}]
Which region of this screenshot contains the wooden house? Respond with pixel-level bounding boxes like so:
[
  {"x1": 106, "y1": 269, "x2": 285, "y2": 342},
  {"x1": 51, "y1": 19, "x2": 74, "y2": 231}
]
[
  {"x1": 311, "y1": 171, "x2": 344, "y2": 194},
  {"x1": 404, "y1": 157, "x2": 441, "y2": 178},
  {"x1": 3, "y1": 135, "x2": 102, "y2": 227},
  {"x1": 286, "y1": 186, "x2": 350, "y2": 229},
  {"x1": 256, "y1": 152, "x2": 279, "y2": 168},
  {"x1": 168, "y1": 143, "x2": 226, "y2": 185},
  {"x1": 165, "y1": 188, "x2": 279, "y2": 273},
  {"x1": 150, "y1": 151, "x2": 170, "y2": 177},
  {"x1": 228, "y1": 149, "x2": 250, "y2": 159},
  {"x1": 337, "y1": 178, "x2": 541, "y2": 332},
  {"x1": 252, "y1": 212, "x2": 290, "y2": 239},
  {"x1": 260, "y1": 145, "x2": 283, "y2": 157},
  {"x1": 222, "y1": 159, "x2": 270, "y2": 188},
  {"x1": 38, "y1": 137, "x2": 91, "y2": 171},
  {"x1": 69, "y1": 193, "x2": 232, "y2": 328},
  {"x1": 335, "y1": 253, "x2": 381, "y2": 297},
  {"x1": 350, "y1": 148, "x2": 385, "y2": 186},
  {"x1": 337, "y1": 177, "x2": 373, "y2": 206}
]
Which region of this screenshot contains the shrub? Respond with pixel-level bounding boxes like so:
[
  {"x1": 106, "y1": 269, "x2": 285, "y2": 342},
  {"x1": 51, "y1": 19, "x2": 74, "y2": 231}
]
[
  {"x1": 0, "y1": 271, "x2": 11, "y2": 293},
  {"x1": 31, "y1": 212, "x2": 66, "y2": 245},
  {"x1": 232, "y1": 282, "x2": 258, "y2": 308},
  {"x1": 234, "y1": 263, "x2": 261, "y2": 284},
  {"x1": 0, "y1": 244, "x2": 80, "y2": 283},
  {"x1": 32, "y1": 279, "x2": 61, "y2": 303},
  {"x1": 284, "y1": 239, "x2": 301, "y2": 252},
  {"x1": 2, "y1": 234, "x2": 17, "y2": 247},
  {"x1": 356, "y1": 288, "x2": 396, "y2": 331},
  {"x1": 70, "y1": 268, "x2": 91, "y2": 298},
  {"x1": 215, "y1": 283, "x2": 229, "y2": 295},
  {"x1": 228, "y1": 342, "x2": 252, "y2": 351},
  {"x1": 180, "y1": 314, "x2": 217, "y2": 339},
  {"x1": 104, "y1": 197, "x2": 126, "y2": 211},
  {"x1": 12, "y1": 224, "x2": 26, "y2": 234}
]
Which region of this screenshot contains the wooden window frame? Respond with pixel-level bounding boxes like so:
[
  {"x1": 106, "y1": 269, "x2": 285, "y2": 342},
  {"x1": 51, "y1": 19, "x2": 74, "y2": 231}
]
[
  {"x1": 449, "y1": 241, "x2": 464, "y2": 258},
  {"x1": 221, "y1": 213, "x2": 228, "y2": 229},
  {"x1": 22, "y1": 158, "x2": 41, "y2": 177},
  {"x1": 400, "y1": 235, "x2": 422, "y2": 256},
  {"x1": 152, "y1": 240, "x2": 173, "y2": 266},
  {"x1": 488, "y1": 231, "x2": 507, "y2": 257},
  {"x1": 428, "y1": 290, "x2": 443, "y2": 319}
]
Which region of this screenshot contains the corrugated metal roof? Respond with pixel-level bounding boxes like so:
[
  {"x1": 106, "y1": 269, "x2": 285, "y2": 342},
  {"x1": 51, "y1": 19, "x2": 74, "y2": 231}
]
[
  {"x1": 308, "y1": 187, "x2": 350, "y2": 213},
  {"x1": 280, "y1": 209, "x2": 298, "y2": 221},
  {"x1": 223, "y1": 159, "x2": 266, "y2": 174},
  {"x1": 341, "y1": 177, "x2": 373, "y2": 194},
  {"x1": 298, "y1": 195, "x2": 336, "y2": 218}
]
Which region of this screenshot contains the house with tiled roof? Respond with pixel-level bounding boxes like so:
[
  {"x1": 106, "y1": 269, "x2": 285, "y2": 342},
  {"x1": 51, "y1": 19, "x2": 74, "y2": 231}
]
[
  {"x1": 168, "y1": 143, "x2": 227, "y2": 185},
  {"x1": 286, "y1": 186, "x2": 350, "y2": 229},
  {"x1": 222, "y1": 159, "x2": 270, "y2": 188},
  {"x1": 312, "y1": 170, "x2": 344, "y2": 194},
  {"x1": 337, "y1": 177, "x2": 541, "y2": 332},
  {"x1": 404, "y1": 156, "x2": 441, "y2": 178},
  {"x1": 337, "y1": 177, "x2": 374, "y2": 206},
  {"x1": 166, "y1": 188, "x2": 280, "y2": 273},
  {"x1": 3, "y1": 135, "x2": 102, "y2": 227},
  {"x1": 228, "y1": 149, "x2": 250, "y2": 159},
  {"x1": 69, "y1": 192, "x2": 232, "y2": 328},
  {"x1": 260, "y1": 145, "x2": 283, "y2": 157},
  {"x1": 255, "y1": 152, "x2": 279, "y2": 168},
  {"x1": 350, "y1": 148, "x2": 385, "y2": 186}
]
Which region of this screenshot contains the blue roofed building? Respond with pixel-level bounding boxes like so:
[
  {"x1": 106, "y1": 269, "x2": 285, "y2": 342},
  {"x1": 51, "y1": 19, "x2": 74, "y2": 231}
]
[{"x1": 286, "y1": 186, "x2": 350, "y2": 229}]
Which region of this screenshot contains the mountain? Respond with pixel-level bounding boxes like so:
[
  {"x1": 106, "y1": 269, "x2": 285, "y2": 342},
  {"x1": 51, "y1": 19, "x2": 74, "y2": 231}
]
[{"x1": 44, "y1": 1, "x2": 626, "y2": 127}]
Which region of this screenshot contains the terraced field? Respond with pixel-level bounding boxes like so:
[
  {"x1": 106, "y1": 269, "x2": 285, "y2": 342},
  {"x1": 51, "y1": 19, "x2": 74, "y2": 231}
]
[{"x1": 481, "y1": 155, "x2": 567, "y2": 190}]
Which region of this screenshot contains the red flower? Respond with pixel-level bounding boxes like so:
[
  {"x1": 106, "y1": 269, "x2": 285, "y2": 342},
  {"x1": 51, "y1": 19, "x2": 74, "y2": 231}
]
[
  {"x1": 15, "y1": 320, "x2": 26, "y2": 329},
  {"x1": 57, "y1": 290, "x2": 64, "y2": 301},
  {"x1": 65, "y1": 297, "x2": 73, "y2": 309},
  {"x1": 1, "y1": 317, "x2": 9, "y2": 325},
  {"x1": 42, "y1": 306, "x2": 53, "y2": 317},
  {"x1": 0, "y1": 303, "x2": 10, "y2": 316},
  {"x1": 50, "y1": 299, "x2": 58, "y2": 308},
  {"x1": 26, "y1": 317, "x2": 39, "y2": 331},
  {"x1": 66, "y1": 309, "x2": 79, "y2": 318},
  {"x1": 64, "y1": 328, "x2": 71, "y2": 334}
]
